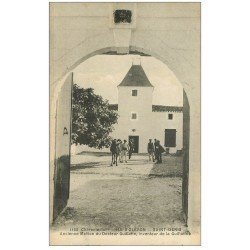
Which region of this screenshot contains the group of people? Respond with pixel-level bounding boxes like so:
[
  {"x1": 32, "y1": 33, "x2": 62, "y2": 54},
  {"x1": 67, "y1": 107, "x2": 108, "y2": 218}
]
[
  {"x1": 147, "y1": 139, "x2": 166, "y2": 164},
  {"x1": 110, "y1": 139, "x2": 134, "y2": 166},
  {"x1": 110, "y1": 138, "x2": 166, "y2": 166}
]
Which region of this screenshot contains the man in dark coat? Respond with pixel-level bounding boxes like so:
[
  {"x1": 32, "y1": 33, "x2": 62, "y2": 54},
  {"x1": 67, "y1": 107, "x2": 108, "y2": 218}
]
[
  {"x1": 154, "y1": 139, "x2": 158, "y2": 161},
  {"x1": 110, "y1": 139, "x2": 118, "y2": 166},
  {"x1": 154, "y1": 139, "x2": 159, "y2": 163},
  {"x1": 128, "y1": 138, "x2": 134, "y2": 159},
  {"x1": 147, "y1": 139, "x2": 155, "y2": 161},
  {"x1": 157, "y1": 140, "x2": 165, "y2": 164}
]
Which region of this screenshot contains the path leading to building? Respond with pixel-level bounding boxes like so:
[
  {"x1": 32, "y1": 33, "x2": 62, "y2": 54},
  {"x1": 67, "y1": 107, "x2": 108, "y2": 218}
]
[{"x1": 53, "y1": 152, "x2": 186, "y2": 232}]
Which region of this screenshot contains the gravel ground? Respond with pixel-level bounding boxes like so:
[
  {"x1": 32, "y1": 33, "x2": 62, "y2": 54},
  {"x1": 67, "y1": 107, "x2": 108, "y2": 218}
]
[{"x1": 53, "y1": 153, "x2": 186, "y2": 231}]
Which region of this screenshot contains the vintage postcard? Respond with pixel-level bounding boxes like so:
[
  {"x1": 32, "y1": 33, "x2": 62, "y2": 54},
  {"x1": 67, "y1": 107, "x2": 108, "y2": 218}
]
[{"x1": 49, "y1": 2, "x2": 201, "y2": 245}]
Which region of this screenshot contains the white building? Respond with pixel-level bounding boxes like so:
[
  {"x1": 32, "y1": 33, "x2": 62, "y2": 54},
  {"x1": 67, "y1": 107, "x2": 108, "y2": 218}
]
[{"x1": 109, "y1": 64, "x2": 183, "y2": 154}]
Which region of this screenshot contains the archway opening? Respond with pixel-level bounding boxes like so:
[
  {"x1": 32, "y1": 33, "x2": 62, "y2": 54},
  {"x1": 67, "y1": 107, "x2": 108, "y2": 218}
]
[{"x1": 52, "y1": 49, "x2": 190, "y2": 231}]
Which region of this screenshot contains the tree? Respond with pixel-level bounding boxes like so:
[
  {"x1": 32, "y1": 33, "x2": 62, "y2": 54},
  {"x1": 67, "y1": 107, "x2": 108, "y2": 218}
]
[{"x1": 72, "y1": 84, "x2": 118, "y2": 149}]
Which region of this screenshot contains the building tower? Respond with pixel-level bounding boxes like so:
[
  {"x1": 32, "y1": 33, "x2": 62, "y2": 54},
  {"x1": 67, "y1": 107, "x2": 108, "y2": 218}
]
[{"x1": 116, "y1": 63, "x2": 154, "y2": 153}]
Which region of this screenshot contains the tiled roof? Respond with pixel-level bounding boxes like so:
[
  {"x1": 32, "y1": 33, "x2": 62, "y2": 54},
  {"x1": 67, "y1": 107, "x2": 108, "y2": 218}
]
[
  {"x1": 152, "y1": 105, "x2": 183, "y2": 112},
  {"x1": 109, "y1": 104, "x2": 183, "y2": 112},
  {"x1": 118, "y1": 65, "x2": 153, "y2": 87}
]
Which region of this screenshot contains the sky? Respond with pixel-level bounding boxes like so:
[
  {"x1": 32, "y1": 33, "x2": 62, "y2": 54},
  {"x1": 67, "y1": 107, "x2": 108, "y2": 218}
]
[{"x1": 73, "y1": 55, "x2": 183, "y2": 106}]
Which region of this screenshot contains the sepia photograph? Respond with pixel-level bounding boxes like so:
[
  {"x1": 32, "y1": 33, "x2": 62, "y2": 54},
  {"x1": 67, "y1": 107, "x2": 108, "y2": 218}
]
[
  {"x1": 49, "y1": 2, "x2": 200, "y2": 245},
  {"x1": 3, "y1": 0, "x2": 250, "y2": 249}
]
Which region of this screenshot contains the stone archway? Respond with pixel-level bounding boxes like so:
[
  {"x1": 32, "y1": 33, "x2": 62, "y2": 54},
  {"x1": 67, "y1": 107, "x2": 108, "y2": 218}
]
[{"x1": 51, "y1": 47, "x2": 191, "y2": 225}]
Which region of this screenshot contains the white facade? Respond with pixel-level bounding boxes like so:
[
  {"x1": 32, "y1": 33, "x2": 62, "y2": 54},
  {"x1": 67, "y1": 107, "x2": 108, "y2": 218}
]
[
  {"x1": 151, "y1": 111, "x2": 183, "y2": 154},
  {"x1": 110, "y1": 86, "x2": 183, "y2": 154}
]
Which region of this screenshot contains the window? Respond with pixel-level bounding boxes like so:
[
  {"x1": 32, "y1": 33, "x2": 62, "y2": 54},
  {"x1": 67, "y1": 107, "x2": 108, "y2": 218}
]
[
  {"x1": 131, "y1": 113, "x2": 137, "y2": 120},
  {"x1": 168, "y1": 114, "x2": 173, "y2": 120},
  {"x1": 132, "y1": 89, "x2": 138, "y2": 96}
]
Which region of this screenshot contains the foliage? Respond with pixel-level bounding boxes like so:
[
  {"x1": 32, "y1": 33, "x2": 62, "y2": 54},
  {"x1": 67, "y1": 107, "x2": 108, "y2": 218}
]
[{"x1": 72, "y1": 84, "x2": 118, "y2": 149}]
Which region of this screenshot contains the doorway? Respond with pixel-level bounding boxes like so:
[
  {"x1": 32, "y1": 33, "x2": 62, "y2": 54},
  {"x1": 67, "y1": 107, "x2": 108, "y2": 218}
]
[
  {"x1": 164, "y1": 129, "x2": 177, "y2": 147},
  {"x1": 129, "y1": 135, "x2": 139, "y2": 153}
]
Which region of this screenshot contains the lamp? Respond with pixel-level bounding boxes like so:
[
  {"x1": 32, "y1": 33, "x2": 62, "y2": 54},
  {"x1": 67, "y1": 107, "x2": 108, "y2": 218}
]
[{"x1": 63, "y1": 127, "x2": 68, "y2": 135}]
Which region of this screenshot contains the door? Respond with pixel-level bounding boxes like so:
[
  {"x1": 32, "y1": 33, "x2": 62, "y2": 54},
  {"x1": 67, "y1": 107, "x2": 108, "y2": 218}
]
[
  {"x1": 53, "y1": 73, "x2": 73, "y2": 221},
  {"x1": 165, "y1": 129, "x2": 176, "y2": 147},
  {"x1": 182, "y1": 90, "x2": 190, "y2": 224},
  {"x1": 129, "y1": 136, "x2": 139, "y2": 153}
]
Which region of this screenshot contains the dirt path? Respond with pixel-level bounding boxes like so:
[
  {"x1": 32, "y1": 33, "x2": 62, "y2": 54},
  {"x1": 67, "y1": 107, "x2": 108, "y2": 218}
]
[{"x1": 53, "y1": 153, "x2": 186, "y2": 232}]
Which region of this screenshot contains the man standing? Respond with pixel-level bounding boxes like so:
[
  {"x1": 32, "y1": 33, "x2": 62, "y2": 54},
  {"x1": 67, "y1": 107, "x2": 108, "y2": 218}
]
[
  {"x1": 121, "y1": 140, "x2": 128, "y2": 163},
  {"x1": 110, "y1": 139, "x2": 118, "y2": 166},
  {"x1": 128, "y1": 138, "x2": 134, "y2": 159},
  {"x1": 147, "y1": 139, "x2": 155, "y2": 161},
  {"x1": 157, "y1": 140, "x2": 165, "y2": 164},
  {"x1": 117, "y1": 139, "x2": 122, "y2": 163},
  {"x1": 154, "y1": 139, "x2": 158, "y2": 163}
]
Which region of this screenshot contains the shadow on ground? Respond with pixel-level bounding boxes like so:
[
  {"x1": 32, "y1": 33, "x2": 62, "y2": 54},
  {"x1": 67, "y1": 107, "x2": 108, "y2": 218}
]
[
  {"x1": 71, "y1": 162, "x2": 102, "y2": 170},
  {"x1": 77, "y1": 151, "x2": 110, "y2": 157},
  {"x1": 149, "y1": 154, "x2": 183, "y2": 177},
  {"x1": 71, "y1": 152, "x2": 183, "y2": 176}
]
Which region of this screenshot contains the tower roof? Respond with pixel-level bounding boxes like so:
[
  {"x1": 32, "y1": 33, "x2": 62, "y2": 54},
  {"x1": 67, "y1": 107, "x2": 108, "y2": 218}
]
[{"x1": 118, "y1": 65, "x2": 153, "y2": 87}]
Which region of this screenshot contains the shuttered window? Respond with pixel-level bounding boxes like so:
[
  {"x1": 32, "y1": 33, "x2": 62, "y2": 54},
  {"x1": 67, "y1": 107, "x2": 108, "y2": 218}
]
[
  {"x1": 132, "y1": 90, "x2": 138, "y2": 96},
  {"x1": 168, "y1": 113, "x2": 173, "y2": 120},
  {"x1": 131, "y1": 113, "x2": 137, "y2": 119}
]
